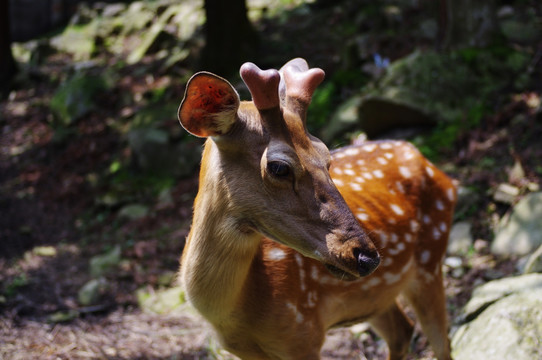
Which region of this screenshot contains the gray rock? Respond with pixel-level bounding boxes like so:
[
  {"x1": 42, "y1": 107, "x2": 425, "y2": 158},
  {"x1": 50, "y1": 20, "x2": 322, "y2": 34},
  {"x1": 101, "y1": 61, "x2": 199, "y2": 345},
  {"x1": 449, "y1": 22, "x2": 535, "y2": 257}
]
[
  {"x1": 118, "y1": 204, "x2": 149, "y2": 221},
  {"x1": 458, "y1": 273, "x2": 542, "y2": 323},
  {"x1": 447, "y1": 222, "x2": 473, "y2": 256},
  {"x1": 452, "y1": 274, "x2": 542, "y2": 360},
  {"x1": 90, "y1": 246, "x2": 121, "y2": 277},
  {"x1": 492, "y1": 192, "x2": 542, "y2": 257},
  {"x1": 357, "y1": 96, "x2": 435, "y2": 138},
  {"x1": 321, "y1": 94, "x2": 434, "y2": 141},
  {"x1": 524, "y1": 244, "x2": 542, "y2": 274},
  {"x1": 493, "y1": 183, "x2": 520, "y2": 205},
  {"x1": 78, "y1": 278, "x2": 108, "y2": 306}
]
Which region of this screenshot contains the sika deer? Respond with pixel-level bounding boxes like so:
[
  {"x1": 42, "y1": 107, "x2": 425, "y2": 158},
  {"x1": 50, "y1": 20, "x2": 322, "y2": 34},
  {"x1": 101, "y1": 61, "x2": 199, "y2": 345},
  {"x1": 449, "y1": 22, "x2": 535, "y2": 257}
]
[{"x1": 178, "y1": 58, "x2": 456, "y2": 360}]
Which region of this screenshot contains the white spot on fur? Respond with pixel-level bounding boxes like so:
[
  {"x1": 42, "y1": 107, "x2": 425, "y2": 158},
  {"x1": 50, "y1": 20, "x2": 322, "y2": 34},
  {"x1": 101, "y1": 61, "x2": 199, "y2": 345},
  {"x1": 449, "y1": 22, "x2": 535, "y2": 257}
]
[
  {"x1": 362, "y1": 144, "x2": 377, "y2": 152},
  {"x1": 380, "y1": 143, "x2": 393, "y2": 150},
  {"x1": 306, "y1": 291, "x2": 318, "y2": 308},
  {"x1": 425, "y1": 166, "x2": 435, "y2": 177},
  {"x1": 345, "y1": 148, "x2": 360, "y2": 156},
  {"x1": 384, "y1": 152, "x2": 394, "y2": 159},
  {"x1": 311, "y1": 265, "x2": 319, "y2": 281},
  {"x1": 381, "y1": 257, "x2": 393, "y2": 267},
  {"x1": 355, "y1": 176, "x2": 365, "y2": 183},
  {"x1": 383, "y1": 271, "x2": 401, "y2": 285},
  {"x1": 410, "y1": 220, "x2": 420, "y2": 232},
  {"x1": 388, "y1": 242, "x2": 405, "y2": 256},
  {"x1": 396, "y1": 181, "x2": 405, "y2": 194},
  {"x1": 447, "y1": 187, "x2": 455, "y2": 202},
  {"x1": 401, "y1": 258, "x2": 413, "y2": 274},
  {"x1": 390, "y1": 233, "x2": 399, "y2": 243},
  {"x1": 333, "y1": 168, "x2": 343, "y2": 175},
  {"x1": 420, "y1": 269, "x2": 435, "y2": 283},
  {"x1": 439, "y1": 222, "x2": 448, "y2": 233},
  {"x1": 433, "y1": 227, "x2": 441, "y2": 240},
  {"x1": 366, "y1": 276, "x2": 382, "y2": 287},
  {"x1": 356, "y1": 213, "x2": 369, "y2": 221},
  {"x1": 436, "y1": 199, "x2": 445, "y2": 211},
  {"x1": 390, "y1": 204, "x2": 404, "y2": 216},
  {"x1": 295, "y1": 253, "x2": 303, "y2": 267},
  {"x1": 404, "y1": 233, "x2": 413, "y2": 242},
  {"x1": 350, "y1": 182, "x2": 362, "y2": 191},
  {"x1": 362, "y1": 172, "x2": 374, "y2": 180},
  {"x1": 267, "y1": 248, "x2": 287, "y2": 261},
  {"x1": 356, "y1": 159, "x2": 365, "y2": 166},
  {"x1": 399, "y1": 166, "x2": 412, "y2": 178},
  {"x1": 423, "y1": 214, "x2": 431, "y2": 224},
  {"x1": 420, "y1": 250, "x2": 431, "y2": 264},
  {"x1": 333, "y1": 179, "x2": 344, "y2": 187},
  {"x1": 373, "y1": 169, "x2": 384, "y2": 178},
  {"x1": 344, "y1": 169, "x2": 355, "y2": 176},
  {"x1": 377, "y1": 157, "x2": 387, "y2": 165},
  {"x1": 380, "y1": 232, "x2": 389, "y2": 246},
  {"x1": 286, "y1": 302, "x2": 303, "y2": 323}
]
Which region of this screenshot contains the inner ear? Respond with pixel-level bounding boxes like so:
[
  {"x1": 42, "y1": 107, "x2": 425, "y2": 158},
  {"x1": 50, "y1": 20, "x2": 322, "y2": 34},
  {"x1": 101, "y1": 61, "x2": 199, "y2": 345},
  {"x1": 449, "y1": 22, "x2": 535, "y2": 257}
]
[{"x1": 178, "y1": 72, "x2": 240, "y2": 138}]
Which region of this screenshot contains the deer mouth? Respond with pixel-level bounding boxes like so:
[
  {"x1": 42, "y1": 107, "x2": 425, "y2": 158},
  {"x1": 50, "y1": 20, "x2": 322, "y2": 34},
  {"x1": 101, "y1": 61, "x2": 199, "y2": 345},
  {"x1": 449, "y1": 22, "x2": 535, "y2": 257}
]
[{"x1": 324, "y1": 263, "x2": 359, "y2": 281}]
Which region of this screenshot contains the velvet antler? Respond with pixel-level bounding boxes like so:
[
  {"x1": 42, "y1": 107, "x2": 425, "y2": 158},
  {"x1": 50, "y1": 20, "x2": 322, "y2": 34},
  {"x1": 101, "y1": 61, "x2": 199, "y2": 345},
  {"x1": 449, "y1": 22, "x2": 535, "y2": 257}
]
[
  {"x1": 279, "y1": 58, "x2": 325, "y2": 118},
  {"x1": 240, "y1": 62, "x2": 281, "y2": 110}
]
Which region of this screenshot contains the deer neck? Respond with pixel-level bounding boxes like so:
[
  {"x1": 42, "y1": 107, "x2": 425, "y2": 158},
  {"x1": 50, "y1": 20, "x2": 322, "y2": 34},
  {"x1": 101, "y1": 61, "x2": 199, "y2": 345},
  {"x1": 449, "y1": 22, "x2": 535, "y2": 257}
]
[{"x1": 180, "y1": 141, "x2": 262, "y2": 322}]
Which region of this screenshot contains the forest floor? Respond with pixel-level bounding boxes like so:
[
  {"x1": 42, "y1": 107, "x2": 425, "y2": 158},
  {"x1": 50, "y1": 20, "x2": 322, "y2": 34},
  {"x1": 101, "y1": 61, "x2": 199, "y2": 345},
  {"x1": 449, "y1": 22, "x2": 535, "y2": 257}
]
[{"x1": 1, "y1": 1, "x2": 541, "y2": 359}]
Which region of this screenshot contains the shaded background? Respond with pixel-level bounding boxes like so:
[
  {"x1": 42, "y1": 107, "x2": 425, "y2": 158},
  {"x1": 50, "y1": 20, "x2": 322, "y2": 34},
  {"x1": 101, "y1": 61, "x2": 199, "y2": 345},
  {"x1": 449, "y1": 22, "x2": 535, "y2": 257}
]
[{"x1": 1, "y1": 0, "x2": 541, "y2": 359}]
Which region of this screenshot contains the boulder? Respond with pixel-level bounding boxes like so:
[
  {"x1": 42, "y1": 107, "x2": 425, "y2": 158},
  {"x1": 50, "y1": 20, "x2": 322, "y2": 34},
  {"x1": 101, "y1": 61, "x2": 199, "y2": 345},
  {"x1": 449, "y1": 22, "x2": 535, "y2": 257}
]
[
  {"x1": 118, "y1": 204, "x2": 149, "y2": 221},
  {"x1": 452, "y1": 274, "x2": 542, "y2": 360},
  {"x1": 90, "y1": 246, "x2": 121, "y2": 278},
  {"x1": 524, "y1": 244, "x2": 542, "y2": 274},
  {"x1": 447, "y1": 222, "x2": 473, "y2": 256},
  {"x1": 321, "y1": 95, "x2": 434, "y2": 141},
  {"x1": 78, "y1": 278, "x2": 108, "y2": 306},
  {"x1": 357, "y1": 96, "x2": 434, "y2": 138},
  {"x1": 50, "y1": 73, "x2": 109, "y2": 126},
  {"x1": 492, "y1": 192, "x2": 542, "y2": 256}
]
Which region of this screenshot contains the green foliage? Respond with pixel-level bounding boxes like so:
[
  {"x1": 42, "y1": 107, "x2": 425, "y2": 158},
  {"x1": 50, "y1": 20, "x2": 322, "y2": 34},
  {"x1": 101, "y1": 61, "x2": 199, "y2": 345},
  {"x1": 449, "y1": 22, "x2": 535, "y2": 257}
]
[
  {"x1": 385, "y1": 45, "x2": 530, "y2": 161},
  {"x1": 2, "y1": 274, "x2": 29, "y2": 298},
  {"x1": 307, "y1": 82, "x2": 335, "y2": 134},
  {"x1": 50, "y1": 73, "x2": 110, "y2": 127},
  {"x1": 307, "y1": 69, "x2": 368, "y2": 135}
]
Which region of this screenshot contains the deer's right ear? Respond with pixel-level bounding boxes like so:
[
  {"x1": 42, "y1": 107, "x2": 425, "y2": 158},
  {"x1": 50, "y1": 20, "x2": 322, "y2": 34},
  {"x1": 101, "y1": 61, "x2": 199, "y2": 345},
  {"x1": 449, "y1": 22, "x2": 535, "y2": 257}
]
[{"x1": 178, "y1": 72, "x2": 240, "y2": 138}]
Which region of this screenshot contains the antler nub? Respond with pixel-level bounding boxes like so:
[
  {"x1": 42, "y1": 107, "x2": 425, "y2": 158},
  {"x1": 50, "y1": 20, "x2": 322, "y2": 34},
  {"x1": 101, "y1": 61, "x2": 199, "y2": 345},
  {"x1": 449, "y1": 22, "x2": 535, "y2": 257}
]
[
  {"x1": 240, "y1": 62, "x2": 280, "y2": 110},
  {"x1": 277, "y1": 58, "x2": 324, "y2": 119},
  {"x1": 282, "y1": 64, "x2": 325, "y2": 106}
]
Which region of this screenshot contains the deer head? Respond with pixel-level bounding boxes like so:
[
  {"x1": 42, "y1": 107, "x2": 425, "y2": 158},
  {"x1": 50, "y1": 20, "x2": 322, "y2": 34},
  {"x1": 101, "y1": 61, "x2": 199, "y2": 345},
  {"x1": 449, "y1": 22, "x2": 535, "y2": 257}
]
[{"x1": 178, "y1": 58, "x2": 380, "y2": 279}]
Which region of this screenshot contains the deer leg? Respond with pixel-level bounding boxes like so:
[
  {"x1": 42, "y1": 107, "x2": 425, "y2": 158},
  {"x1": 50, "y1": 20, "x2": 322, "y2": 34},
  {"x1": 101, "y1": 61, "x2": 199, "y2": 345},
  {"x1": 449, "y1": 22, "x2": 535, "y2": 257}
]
[
  {"x1": 403, "y1": 272, "x2": 452, "y2": 360},
  {"x1": 368, "y1": 301, "x2": 414, "y2": 360}
]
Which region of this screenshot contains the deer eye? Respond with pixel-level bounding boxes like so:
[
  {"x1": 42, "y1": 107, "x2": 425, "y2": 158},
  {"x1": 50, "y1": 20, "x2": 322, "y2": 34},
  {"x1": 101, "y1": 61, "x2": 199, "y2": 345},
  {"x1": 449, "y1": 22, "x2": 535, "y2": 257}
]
[{"x1": 267, "y1": 161, "x2": 291, "y2": 178}]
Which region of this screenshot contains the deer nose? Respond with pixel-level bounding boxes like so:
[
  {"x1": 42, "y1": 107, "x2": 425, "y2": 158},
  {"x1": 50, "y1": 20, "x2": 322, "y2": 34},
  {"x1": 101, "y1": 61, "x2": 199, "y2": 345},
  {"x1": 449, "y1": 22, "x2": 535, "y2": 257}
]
[{"x1": 354, "y1": 249, "x2": 380, "y2": 277}]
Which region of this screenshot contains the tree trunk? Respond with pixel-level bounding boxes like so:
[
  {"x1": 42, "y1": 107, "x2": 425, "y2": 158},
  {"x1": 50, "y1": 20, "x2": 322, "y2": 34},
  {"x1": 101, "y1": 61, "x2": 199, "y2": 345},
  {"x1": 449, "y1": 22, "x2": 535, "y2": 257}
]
[
  {"x1": 440, "y1": 0, "x2": 500, "y2": 49},
  {"x1": 1, "y1": 0, "x2": 17, "y2": 98},
  {"x1": 202, "y1": 0, "x2": 258, "y2": 75}
]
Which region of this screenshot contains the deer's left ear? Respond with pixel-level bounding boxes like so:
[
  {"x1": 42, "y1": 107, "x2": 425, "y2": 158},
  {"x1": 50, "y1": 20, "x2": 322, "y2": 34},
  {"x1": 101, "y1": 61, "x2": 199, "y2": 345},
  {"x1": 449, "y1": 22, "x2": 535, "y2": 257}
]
[{"x1": 178, "y1": 72, "x2": 240, "y2": 138}]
